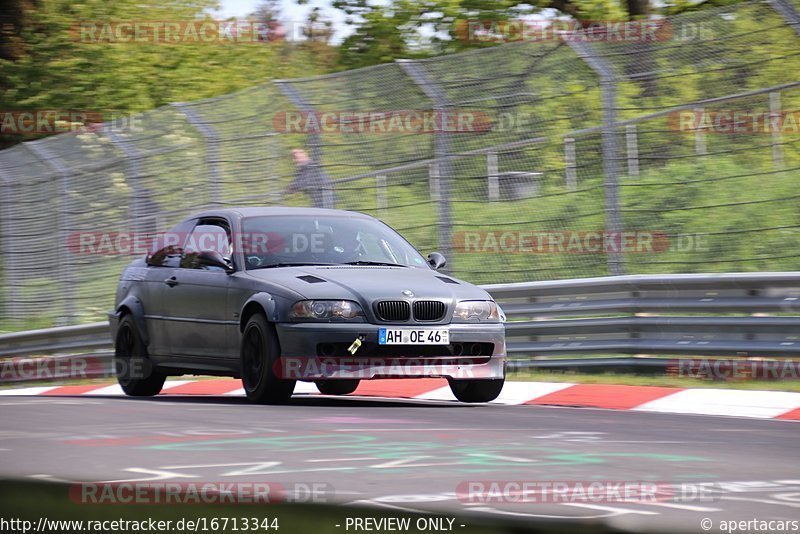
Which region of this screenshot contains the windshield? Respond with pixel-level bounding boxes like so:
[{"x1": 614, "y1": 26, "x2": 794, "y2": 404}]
[{"x1": 239, "y1": 215, "x2": 428, "y2": 270}]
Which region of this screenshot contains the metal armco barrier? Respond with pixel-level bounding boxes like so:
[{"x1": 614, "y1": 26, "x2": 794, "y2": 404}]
[
  {"x1": 483, "y1": 272, "x2": 800, "y2": 356},
  {"x1": 0, "y1": 323, "x2": 110, "y2": 357},
  {"x1": 1, "y1": 272, "x2": 799, "y2": 383}
]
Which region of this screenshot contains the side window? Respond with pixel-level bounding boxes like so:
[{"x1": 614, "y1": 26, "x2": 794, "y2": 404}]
[
  {"x1": 146, "y1": 220, "x2": 194, "y2": 268},
  {"x1": 180, "y1": 220, "x2": 232, "y2": 270}
]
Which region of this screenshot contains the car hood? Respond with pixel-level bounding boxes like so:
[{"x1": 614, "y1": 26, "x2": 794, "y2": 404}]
[{"x1": 245, "y1": 265, "x2": 491, "y2": 303}]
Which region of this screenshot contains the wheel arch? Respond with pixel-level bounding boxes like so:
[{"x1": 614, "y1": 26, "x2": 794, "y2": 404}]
[
  {"x1": 240, "y1": 293, "x2": 278, "y2": 332},
  {"x1": 115, "y1": 296, "x2": 149, "y2": 346}
]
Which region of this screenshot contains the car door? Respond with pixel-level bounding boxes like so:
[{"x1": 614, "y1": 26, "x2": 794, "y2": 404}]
[
  {"x1": 162, "y1": 218, "x2": 237, "y2": 359},
  {"x1": 141, "y1": 219, "x2": 194, "y2": 357}
]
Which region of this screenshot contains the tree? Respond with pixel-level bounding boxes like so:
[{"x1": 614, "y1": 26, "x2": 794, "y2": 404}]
[
  {"x1": 332, "y1": 0, "x2": 744, "y2": 68},
  {"x1": 0, "y1": 0, "x2": 335, "y2": 148},
  {"x1": 303, "y1": 7, "x2": 335, "y2": 44}
]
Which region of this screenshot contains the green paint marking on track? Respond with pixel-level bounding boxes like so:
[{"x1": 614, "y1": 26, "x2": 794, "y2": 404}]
[{"x1": 148, "y1": 433, "x2": 376, "y2": 452}]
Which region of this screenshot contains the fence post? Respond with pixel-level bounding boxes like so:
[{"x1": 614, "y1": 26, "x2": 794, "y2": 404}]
[
  {"x1": 768, "y1": 0, "x2": 800, "y2": 35},
  {"x1": 694, "y1": 107, "x2": 707, "y2": 155},
  {"x1": 0, "y1": 165, "x2": 19, "y2": 328},
  {"x1": 274, "y1": 81, "x2": 334, "y2": 208},
  {"x1": 487, "y1": 152, "x2": 499, "y2": 201},
  {"x1": 104, "y1": 127, "x2": 155, "y2": 236},
  {"x1": 769, "y1": 91, "x2": 784, "y2": 169},
  {"x1": 428, "y1": 162, "x2": 441, "y2": 201},
  {"x1": 398, "y1": 59, "x2": 453, "y2": 265},
  {"x1": 376, "y1": 175, "x2": 388, "y2": 214},
  {"x1": 626, "y1": 124, "x2": 639, "y2": 177},
  {"x1": 567, "y1": 41, "x2": 624, "y2": 276},
  {"x1": 564, "y1": 138, "x2": 577, "y2": 190},
  {"x1": 171, "y1": 103, "x2": 222, "y2": 207},
  {"x1": 24, "y1": 142, "x2": 77, "y2": 325}
]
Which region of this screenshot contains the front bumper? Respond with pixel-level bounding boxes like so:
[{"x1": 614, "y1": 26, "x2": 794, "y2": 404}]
[{"x1": 273, "y1": 322, "x2": 506, "y2": 381}]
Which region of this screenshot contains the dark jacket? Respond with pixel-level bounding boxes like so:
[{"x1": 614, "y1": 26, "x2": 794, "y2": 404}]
[{"x1": 288, "y1": 163, "x2": 336, "y2": 208}]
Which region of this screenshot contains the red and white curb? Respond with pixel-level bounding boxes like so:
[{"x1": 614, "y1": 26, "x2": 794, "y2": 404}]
[{"x1": 1, "y1": 379, "x2": 799, "y2": 421}]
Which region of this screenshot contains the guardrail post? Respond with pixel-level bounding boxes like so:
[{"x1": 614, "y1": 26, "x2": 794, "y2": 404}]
[
  {"x1": 24, "y1": 142, "x2": 77, "y2": 325},
  {"x1": 398, "y1": 59, "x2": 453, "y2": 267},
  {"x1": 567, "y1": 40, "x2": 623, "y2": 275},
  {"x1": 171, "y1": 103, "x2": 222, "y2": 207}
]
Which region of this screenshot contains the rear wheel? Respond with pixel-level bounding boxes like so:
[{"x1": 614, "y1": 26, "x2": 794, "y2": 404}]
[
  {"x1": 448, "y1": 378, "x2": 504, "y2": 403},
  {"x1": 315, "y1": 380, "x2": 360, "y2": 395},
  {"x1": 115, "y1": 315, "x2": 166, "y2": 397},
  {"x1": 241, "y1": 314, "x2": 295, "y2": 404}
]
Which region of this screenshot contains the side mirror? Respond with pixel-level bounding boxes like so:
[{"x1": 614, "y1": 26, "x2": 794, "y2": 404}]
[
  {"x1": 197, "y1": 250, "x2": 234, "y2": 273},
  {"x1": 427, "y1": 252, "x2": 446, "y2": 270}
]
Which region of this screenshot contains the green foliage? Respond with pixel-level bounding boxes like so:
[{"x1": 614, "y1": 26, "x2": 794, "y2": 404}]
[{"x1": 0, "y1": 0, "x2": 336, "y2": 148}]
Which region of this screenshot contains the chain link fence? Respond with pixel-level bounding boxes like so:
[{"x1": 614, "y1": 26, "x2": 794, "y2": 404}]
[{"x1": 1, "y1": 0, "x2": 799, "y2": 329}]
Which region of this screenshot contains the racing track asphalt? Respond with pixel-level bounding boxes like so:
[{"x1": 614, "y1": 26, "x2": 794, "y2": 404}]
[{"x1": 1, "y1": 392, "x2": 799, "y2": 533}]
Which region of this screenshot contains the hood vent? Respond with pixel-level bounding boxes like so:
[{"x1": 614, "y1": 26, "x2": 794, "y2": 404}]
[
  {"x1": 297, "y1": 275, "x2": 326, "y2": 284},
  {"x1": 436, "y1": 276, "x2": 459, "y2": 284}
]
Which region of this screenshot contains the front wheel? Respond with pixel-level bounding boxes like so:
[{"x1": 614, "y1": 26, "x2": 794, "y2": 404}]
[
  {"x1": 315, "y1": 380, "x2": 360, "y2": 395},
  {"x1": 114, "y1": 314, "x2": 166, "y2": 397},
  {"x1": 448, "y1": 378, "x2": 504, "y2": 403},
  {"x1": 240, "y1": 314, "x2": 295, "y2": 404}
]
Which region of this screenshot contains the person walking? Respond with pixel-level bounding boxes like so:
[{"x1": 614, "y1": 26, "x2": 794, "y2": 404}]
[{"x1": 286, "y1": 148, "x2": 336, "y2": 208}]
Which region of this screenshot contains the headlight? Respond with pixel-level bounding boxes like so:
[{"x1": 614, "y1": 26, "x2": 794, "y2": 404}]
[
  {"x1": 452, "y1": 300, "x2": 502, "y2": 323},
  {"x1": 289, "y1": 300, "x2": 364, "y2": 321}
]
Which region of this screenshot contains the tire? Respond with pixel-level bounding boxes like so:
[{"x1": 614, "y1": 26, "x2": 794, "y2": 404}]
[
  {"x1": 114, "y1": 314, "x2": 166, "y2": 397},
  {"x1": 240, "y1": 314, "x2": 295, "y2": 404},
  {"x1": 315, "y1": 380, "x2": 360, "y2": 395},
  {"x1": 448, "y1": 378, "x2": 504, "y2": 403}
]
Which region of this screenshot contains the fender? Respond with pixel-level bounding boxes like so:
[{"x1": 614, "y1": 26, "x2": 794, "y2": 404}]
[
  {"x1": 113, "y1": 295, "x2": 150, "y2": 346},
  {"x1": 240, "y1": 293, "x2": 278, "y2": 330}
]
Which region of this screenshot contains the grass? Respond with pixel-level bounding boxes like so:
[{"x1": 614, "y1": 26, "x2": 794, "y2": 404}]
[{"x1": 1, "y1": 480, "x2": 582, "y2": 534}]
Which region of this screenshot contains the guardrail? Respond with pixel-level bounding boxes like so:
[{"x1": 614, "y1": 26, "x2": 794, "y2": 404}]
[
  {"x1": 1, "y1": 272, "x2": 799, "y2": 383},
  {"x1": 485, "y1": 272, "x2": 800, "y2": 356},
  {"x1": 0, "y1": 323, "x2": 110, "y2": 357}
]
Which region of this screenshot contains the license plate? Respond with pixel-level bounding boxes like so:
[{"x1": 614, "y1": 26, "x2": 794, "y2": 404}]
[{"x1": 378, "y1": 328, "x2": 449, "y2": 345}]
